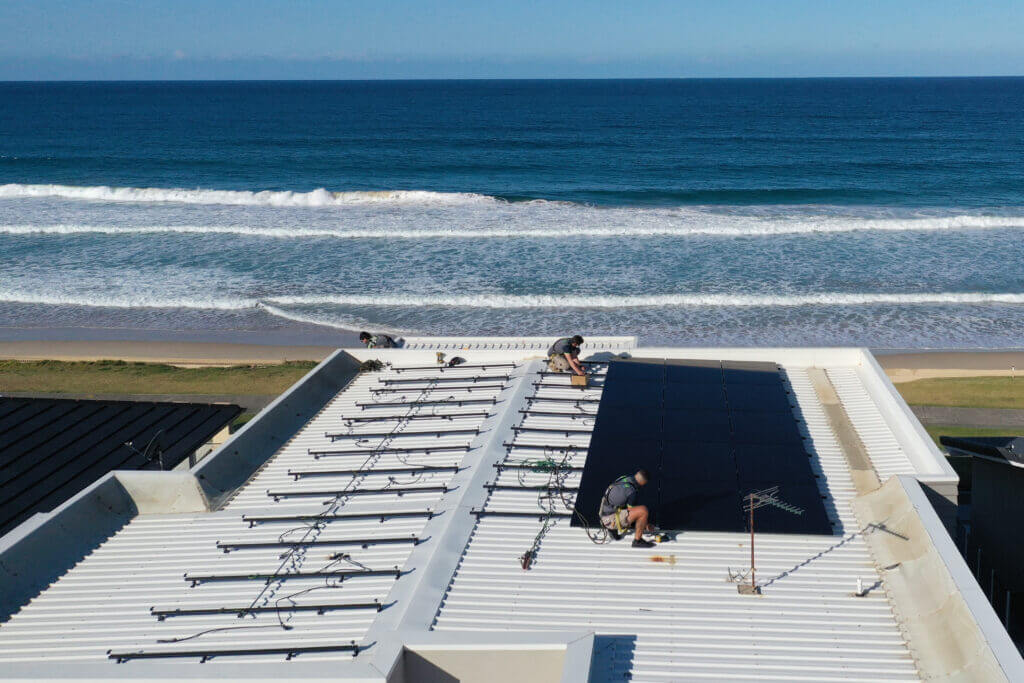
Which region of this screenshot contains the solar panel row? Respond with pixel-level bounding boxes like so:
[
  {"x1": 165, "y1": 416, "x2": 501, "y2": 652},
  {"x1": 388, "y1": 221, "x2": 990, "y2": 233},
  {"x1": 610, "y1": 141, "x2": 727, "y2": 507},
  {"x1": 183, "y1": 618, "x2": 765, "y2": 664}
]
[
  {"x1": 573, "y1": 359, "x2": 834, "y2": 534},
  {"x1": 0, "y1": 398, "x2": 242, "y2": 535}
]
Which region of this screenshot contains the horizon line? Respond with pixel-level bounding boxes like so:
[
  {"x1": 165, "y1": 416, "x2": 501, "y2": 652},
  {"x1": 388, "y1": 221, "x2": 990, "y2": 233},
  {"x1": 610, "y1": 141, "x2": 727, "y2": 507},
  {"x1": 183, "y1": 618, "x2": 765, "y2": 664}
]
[{"x1": 2, "y1": 74, "x2": 1024, "y2": 83}]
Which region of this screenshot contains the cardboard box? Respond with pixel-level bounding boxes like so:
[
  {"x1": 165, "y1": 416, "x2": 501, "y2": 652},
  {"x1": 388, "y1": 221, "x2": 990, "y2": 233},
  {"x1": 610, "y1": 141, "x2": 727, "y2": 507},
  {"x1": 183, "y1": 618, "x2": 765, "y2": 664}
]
[{"x1": 570, "y1": 374, "x2": 588, "y2": 387}]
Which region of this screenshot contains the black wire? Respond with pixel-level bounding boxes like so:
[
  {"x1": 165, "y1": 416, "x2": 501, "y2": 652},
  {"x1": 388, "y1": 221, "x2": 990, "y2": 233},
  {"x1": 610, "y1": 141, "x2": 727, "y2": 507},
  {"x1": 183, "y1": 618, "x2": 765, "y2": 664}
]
[
  {"x1": 157, "y1": 624, "x2": 289, "y2": 644},
  {"x1": 172, "y1": 375, "x2": 439, "y2": 644}
]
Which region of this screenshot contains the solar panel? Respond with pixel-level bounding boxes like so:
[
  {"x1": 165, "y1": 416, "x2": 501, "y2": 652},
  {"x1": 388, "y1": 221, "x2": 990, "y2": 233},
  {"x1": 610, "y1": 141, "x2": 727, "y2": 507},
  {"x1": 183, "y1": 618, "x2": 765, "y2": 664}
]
[
  {"x1": 658, "y1": 485, "x2": 745, "y2": 531},
  {"x1": 665, "y1": 383, "x2": 728, "y2": 410},
  {"x1": 0, "y1": 398, "x2": 241, "y2": 535},
  {"x1": 572, "y1": 358, "x2": 834, "y2": 535},
  {"x1": 665, "y1": 360, "x2": 722, "y2": 385},
  {"x1": 661, "y1": 442, "x2": 736, "y2": 481},
  {"x1": 733, "y1": 444, "x2": 815, "y2": 481}
]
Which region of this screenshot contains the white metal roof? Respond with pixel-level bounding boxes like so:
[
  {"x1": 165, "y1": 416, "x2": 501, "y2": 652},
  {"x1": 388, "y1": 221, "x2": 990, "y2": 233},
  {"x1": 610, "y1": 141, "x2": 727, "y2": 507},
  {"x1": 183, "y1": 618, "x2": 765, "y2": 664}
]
[
  {"x1": 400, "y1": 335, "x2": 636, "y2": 351},
  {"x1": 0, "y1": 342, "x2": 1016, "y2": 681},
  {"x1": 826, "y1": 367, "x2": 917, "y2": 481},
  {"x1": 0, "y1": 362, "x2": 512, "y2": 666},
  {"x1": 432, "y1": 363, "x2": 918, "y2": 682}
]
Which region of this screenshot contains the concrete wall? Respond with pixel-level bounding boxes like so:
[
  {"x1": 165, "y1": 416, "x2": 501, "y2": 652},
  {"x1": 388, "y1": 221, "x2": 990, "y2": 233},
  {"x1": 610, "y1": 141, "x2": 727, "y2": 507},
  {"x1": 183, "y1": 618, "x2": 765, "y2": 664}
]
[
  {"x1": 0, "y1": 474, "x2": 136, "y2": 622},
  {"x1": 398, "y1": 648, "x2": 566, "y2": 683},
  {"x1": 0, "y1": 351, "x2": 360, "y2": 623},
  {"x1": 853, "y1": 476, "x2": 1023, "y2": 682}
]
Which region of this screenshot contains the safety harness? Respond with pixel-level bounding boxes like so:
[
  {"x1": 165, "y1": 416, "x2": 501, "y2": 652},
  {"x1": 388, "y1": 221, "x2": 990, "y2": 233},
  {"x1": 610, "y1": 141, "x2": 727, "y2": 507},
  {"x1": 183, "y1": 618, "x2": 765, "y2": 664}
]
[{"x1": 599, "y1": 475, "x2": 636, "y2": 534}]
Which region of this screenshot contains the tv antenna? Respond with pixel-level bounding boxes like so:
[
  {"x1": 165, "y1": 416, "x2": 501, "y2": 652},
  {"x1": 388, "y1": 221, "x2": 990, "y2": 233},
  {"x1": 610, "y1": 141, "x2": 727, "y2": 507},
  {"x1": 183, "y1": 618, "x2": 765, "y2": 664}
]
[
  {"x1": 124, "y1": 430, "x2": 168, "y2": 470},
  {"x1": 735, "y1": 486, "x2": 803, "y2": 595}
]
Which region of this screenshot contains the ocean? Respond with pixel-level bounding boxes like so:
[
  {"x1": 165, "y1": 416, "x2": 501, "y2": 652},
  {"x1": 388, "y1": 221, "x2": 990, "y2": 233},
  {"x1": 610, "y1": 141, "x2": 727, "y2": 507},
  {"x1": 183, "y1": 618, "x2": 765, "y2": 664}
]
[{"x1": 1, "y1": 78, "x2": 1023, "y2": 347}]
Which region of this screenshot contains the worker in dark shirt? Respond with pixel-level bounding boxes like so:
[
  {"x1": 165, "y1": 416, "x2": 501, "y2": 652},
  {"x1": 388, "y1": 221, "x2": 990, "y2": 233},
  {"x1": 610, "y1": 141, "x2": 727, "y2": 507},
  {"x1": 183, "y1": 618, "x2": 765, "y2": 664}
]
[
  {"x1": 359, "y1": 331, "x2": 397, "y2": 349},
  {"x1": 599, "y1": 469, "x2": 655, "y2": 547},
  {"x1": 547, "y1": 335, "x2": 585, "y2": 375}
]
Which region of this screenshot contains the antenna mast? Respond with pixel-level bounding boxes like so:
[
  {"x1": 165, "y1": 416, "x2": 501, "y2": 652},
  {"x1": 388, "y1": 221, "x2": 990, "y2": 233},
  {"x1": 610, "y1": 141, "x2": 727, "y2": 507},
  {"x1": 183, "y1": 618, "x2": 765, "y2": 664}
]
[{"x1": 737, "y1": 486, "x2": 804, "y2": 595}]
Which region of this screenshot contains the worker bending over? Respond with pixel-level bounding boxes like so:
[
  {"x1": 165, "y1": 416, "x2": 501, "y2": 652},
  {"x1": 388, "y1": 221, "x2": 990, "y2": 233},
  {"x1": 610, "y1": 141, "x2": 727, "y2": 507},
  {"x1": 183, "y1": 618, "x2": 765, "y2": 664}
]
[
  {"x1": 359, "y1": 331, "x2": 398, "y2": 349},
  {"x1": 547, "y1": 335, "x2": 585, "y2": 375},
  {"x1": 600, "y1": 469, "x2": 655, "y2": 548}
]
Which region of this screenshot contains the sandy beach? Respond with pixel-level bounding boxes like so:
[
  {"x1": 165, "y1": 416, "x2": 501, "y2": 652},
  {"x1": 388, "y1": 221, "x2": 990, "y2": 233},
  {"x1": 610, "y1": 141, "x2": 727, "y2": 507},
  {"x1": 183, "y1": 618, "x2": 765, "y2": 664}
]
[
  {"x1": 875, "y1": 350, "x2": 1024, "y2": 382},
  {"x1": 1, "y1": 337, "x2": 1022, "y2": 380}
]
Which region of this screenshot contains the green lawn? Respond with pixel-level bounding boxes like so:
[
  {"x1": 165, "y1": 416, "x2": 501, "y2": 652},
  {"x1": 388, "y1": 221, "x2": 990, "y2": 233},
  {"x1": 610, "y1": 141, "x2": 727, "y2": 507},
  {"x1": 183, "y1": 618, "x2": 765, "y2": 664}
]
[
  {"x1": 0, "y1": 359, "x2": 318, "y2": 396},
  {"x1": 894, "y1": 376, "x2": 1024, "y2": 410}
]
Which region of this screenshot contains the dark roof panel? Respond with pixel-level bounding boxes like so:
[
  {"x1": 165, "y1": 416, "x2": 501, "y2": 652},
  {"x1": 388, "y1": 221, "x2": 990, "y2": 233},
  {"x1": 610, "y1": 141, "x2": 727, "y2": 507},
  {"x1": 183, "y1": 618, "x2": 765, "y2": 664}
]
[
  {"x1": 0, "y1": 397, "x2": 242, "y2": 535},
  {"x1": 940, "y1": 435, "x2": 1024, "y2": 468}
]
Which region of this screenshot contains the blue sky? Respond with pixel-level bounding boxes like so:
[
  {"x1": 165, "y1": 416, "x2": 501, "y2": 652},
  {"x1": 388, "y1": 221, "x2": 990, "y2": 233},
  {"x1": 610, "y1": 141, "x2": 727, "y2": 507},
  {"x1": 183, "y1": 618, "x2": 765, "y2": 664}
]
[{"x1": 1, "y1": 0, "x2": 1023, "y2": 79}]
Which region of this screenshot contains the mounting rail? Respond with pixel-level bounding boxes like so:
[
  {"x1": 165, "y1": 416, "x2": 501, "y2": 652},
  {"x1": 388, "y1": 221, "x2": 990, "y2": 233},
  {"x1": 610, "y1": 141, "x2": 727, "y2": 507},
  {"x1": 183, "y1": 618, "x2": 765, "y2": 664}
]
[
  {"x1": 326, "y1": 427, "x2": 479, "y2": 440},
  {"x1": 242, "y1": 509, "x2": 434, "y2": 526},
  {"x1": 370, "y1": 383, "x2": 506, "y2": 394},
  {"x1": 392, "y1": 363, "x2": 516, "y2": 372},
  {"x1": 381, "y1": 374, "x2": 510, "y2": 384},
  {"x1": 288, "y1": 465, "x2": 459, "y2": 479},
  {"x1": 216, "y1": 535, "x2": 420, "y2": 552},
  {"x1": 184, "y1": 567, "x2": 402, "y2": 586},
  {"x1": 310, "y1": 445, "x2": 472, "y2": 457},
  {"x1": 268, "y1": 485, "x2": 448, "y2": 500},
  {"x1": 344, "y1": 411, "x2": 490, "y2": 424},
  {"x1": 151, "y1": 601, "x2": 382, "y2": 620},
  {"x1": 109, "y1": 642, "x2": 359, "y2": 663},
  {"x1": 357, "y1": 398, "x2": 498, "y2": 409}
]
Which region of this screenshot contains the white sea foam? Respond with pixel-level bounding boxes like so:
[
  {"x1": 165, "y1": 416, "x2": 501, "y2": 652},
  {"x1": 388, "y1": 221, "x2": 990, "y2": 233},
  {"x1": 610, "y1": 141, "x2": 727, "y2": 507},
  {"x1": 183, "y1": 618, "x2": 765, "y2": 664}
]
[
  {"x1": 0, "y1": 183, "x2": 494, "y2": 207},
  {"x1": 2, "y1": 214, "x2": 1023, "y2": 240},
  {"x1": 0, "y1": 290, "x2": 254, "y2": 310},
  {"x1": 265, "y1": 292, "x2": 1024, "y2": 308},
  {"x1": 2, "y1": 290, "x2": 1022, "y2": 310}
]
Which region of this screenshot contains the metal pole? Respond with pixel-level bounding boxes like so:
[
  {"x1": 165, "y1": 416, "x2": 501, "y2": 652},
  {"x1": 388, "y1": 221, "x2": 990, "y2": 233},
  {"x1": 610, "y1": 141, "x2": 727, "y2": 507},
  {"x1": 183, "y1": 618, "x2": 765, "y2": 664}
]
[{"x1": 749, "y1": 493, "x2": 755, "y2": 592}]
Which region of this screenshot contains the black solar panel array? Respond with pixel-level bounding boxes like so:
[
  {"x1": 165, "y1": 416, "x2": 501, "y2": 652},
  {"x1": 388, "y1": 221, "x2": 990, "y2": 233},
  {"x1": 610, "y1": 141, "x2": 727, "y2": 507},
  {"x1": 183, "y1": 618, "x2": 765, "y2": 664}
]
[
  {"x1": 0, "y1": 397, "x2": 242, "y2": 535},
  {"x1": 573, "y1": 358, "x2": 834, "y2": 534}
]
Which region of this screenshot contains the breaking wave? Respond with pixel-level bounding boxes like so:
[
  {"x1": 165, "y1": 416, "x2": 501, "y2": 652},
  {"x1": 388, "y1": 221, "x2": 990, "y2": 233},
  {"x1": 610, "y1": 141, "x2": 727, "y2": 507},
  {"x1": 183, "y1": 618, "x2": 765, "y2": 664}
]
[
  {"x1": 2, "y1": 214, "x2": 1024, "y2": 240},
  {"x1": 0, "y1": 183, "x2": 495, "y2": 207},
  {"x1": 264, "y1": 292, "x2": 1024, "y2": 308},
  {"x1": 2, "y1": 290, "x2": 1023, "y2": 310}
]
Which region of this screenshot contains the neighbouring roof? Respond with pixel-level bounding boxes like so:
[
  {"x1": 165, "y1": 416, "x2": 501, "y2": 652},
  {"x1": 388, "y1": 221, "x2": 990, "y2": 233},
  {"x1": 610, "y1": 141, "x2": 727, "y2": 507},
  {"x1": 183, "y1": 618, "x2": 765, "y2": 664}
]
[
  {"x1": 0, "y1": 397, "x2": 241, "y2": 534},
  {"x1": 0, "y1": 341, "x2": 1017, "y2": 682},
  {"x1": 941, "y1": 435, "x2": 1024, "y2": 468}
]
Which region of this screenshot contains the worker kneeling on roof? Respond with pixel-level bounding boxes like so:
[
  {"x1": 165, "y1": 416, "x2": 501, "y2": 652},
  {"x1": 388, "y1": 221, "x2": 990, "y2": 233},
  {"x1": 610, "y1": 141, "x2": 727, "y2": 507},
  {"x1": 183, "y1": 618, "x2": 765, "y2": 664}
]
[
  {"x1": 359, "y1": 331, "x2": 397, "y2": 349},
  {"x1": 600, "y1": 469, "x2": 655, "y2": 548},
  {"x1": 547, "y1": 335, "x2": 585, "y2": 375}
]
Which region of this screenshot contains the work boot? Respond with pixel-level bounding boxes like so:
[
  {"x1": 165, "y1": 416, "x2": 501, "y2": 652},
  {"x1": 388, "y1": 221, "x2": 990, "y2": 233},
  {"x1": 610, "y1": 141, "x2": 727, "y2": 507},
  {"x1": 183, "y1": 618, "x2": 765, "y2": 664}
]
[{"x1": 632, "y1": 538, "x2": 655, "y2": 548}]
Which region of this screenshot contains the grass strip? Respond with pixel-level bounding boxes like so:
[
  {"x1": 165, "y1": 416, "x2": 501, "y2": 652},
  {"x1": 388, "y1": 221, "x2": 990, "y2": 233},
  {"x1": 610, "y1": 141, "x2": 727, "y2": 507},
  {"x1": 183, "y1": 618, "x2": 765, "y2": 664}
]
[
  {"x1": 894, "y1": 376, "x2": 1024, "y2": 410},
  {"x1": 0, "y1": 359, "x2": 317, "y2": 396}
]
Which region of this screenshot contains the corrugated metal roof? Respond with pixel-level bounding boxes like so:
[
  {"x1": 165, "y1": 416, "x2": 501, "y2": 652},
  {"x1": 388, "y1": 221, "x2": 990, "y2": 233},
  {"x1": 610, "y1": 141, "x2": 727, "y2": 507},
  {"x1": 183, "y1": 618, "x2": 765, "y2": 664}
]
[
  {"x1": 2, "y1": 348, "x2": 1003, "y2": 679},
  {"x1": 826, "y1": 368, "x2": 917, "y2": 481},
  {"x1": 0, "y1": 397, "x2": 241, "y2": 535},
  {"x1": 400, "y1": 336, "x2": 636, "y2": 351},
  {"x1": 431, "y1": 364, "x2": 920, "y2": 681},
  {"x1": 0, "y1": 364, "x2": 512, "y2": 665}
]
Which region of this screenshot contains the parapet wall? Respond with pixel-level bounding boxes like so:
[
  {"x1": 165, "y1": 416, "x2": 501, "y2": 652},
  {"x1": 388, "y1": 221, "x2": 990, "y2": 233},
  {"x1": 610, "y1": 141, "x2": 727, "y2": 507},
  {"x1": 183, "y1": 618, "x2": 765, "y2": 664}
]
[
  {"x1": 853, "y1": 476, "x2": 1024, "y2": 682},
  {"x1": 191, "y1": 349, "x2": 361, "y2": 507},
  {"x1": 0, "y1": 350, "x2": 361, "y2": 623}
]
